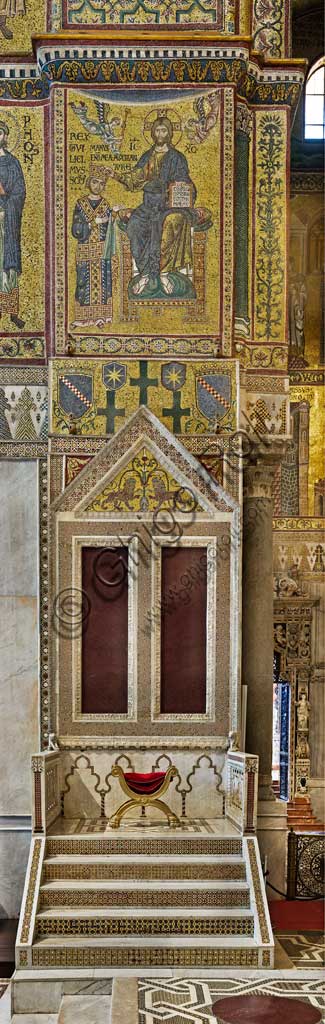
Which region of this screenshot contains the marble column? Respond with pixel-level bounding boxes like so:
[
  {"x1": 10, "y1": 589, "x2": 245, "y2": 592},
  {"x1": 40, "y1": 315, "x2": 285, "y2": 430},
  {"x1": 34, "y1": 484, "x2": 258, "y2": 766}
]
[
  {"x1": 243, "y1": 459, "x2": 288, "y2": 897},
  {"x1": 242, "y1": 462, "x2": 275, "y2": 797}
]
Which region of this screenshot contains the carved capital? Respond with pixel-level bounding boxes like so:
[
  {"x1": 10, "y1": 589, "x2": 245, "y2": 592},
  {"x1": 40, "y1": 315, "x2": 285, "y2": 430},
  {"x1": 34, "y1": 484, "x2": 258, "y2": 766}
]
[{"x1": 236, "y1": 104, "x2": 253, "y2": 137}]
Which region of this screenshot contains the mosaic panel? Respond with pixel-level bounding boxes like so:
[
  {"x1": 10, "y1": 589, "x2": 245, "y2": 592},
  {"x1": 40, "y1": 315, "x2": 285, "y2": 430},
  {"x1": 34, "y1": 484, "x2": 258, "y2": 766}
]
[
  {"x1": 0, "y1": 103, "x2": 48, "y2": 354},
  {"x1": 84, "y1": 445, "x2": 201, "y2": 513},
  {"x1": 0, "y1": 366, "x2": 48, "y2": 445},
  {"x1": 54, "y1": 85, "x2": 232, "y2": 353},
  {"x1": 0, "y1": 0, "x2": 45, "y2": 54},
  {"x1": 51, "y1": 358, "x2": 238, "y2": 436},
  {"x1": 61, "y1": 0, "x2": 235, "y2": 30}
]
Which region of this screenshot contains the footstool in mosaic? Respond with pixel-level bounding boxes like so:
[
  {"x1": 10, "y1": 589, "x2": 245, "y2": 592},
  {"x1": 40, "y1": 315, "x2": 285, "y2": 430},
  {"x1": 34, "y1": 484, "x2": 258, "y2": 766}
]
[{"x1": 212, "y1": 994, "x2": 322, "y2": 1023}]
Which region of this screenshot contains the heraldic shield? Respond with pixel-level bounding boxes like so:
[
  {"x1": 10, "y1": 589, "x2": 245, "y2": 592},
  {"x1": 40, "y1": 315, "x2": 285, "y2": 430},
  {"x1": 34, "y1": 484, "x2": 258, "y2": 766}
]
[
  {"x1": 196, "y1": 372, "x2": 231, "y2": 422},
  {"x1": 59, "y1": 374, "x2": 94, "y2": 419},
  {"x1": 102, "y1": 362, "x2": 127, "y2": 391}
]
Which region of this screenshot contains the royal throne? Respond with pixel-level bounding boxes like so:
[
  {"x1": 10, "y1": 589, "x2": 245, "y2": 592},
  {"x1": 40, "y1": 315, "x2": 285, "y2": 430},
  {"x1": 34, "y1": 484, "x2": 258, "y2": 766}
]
[
  {"x1": 110, "y1": 764, "x2": 180, "y2": 828},
  {"x1": 117, "y1": 206, "x2": 213, "y2": 322}
]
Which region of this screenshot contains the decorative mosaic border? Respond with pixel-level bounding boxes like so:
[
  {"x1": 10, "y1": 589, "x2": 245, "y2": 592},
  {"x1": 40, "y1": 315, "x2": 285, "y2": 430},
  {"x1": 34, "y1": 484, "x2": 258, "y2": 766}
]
[
  {"x1": 45, "y1": 836, "x2": 243, "y2": 855},
  {"x1": 39, "y1": 459, "x2": 50, "y2": 748},
  {"x1": 0, "y1": 367, "x2": 47, "y2": 384},
  {"x1": 32, "y1": 946, "x2": 259, "y2": 967},
  {"x1": 291, "y1": 172, "x2": 324, "y2": 195},
  {"x1": 273, "y1": 518, "x2": 325, "y2": 531},
  {"x1": 246, "y1": 836, "x2": 271, "y2": 945},
  {"x1": 36, "y1": 915, "x2": 254, "y2": 936},
  {"x1": 0, "y1": 442, "x2": 48, "y2": 458},
  {"x1": 254, "y1": 109, "x2": 287, "y2": 345},
  {"x1": 0, "y1": 336, "x2": 46, "y2": 360},
  {"x1": 19, "y1": 838, "x2": 43, "y2": 944},
  {"x1": 40, "y1": 888, "x2": 250, "y2": 909},
  {"x1": 223, "y1": 88, "x2": 235, "y2": 354},
  {"x1": 44, "y1": 860, "x2": 246, "y2": 880},
  {"x1": 58, "y1": 0, "x2": 237, "y2": 33},
  {"x1": 252, "y1": 0, "x2": 288, "y2": 59}
]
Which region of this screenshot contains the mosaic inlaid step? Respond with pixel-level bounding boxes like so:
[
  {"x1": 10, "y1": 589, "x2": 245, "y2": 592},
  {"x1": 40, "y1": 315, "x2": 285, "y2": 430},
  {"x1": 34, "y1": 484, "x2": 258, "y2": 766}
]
[
  {"x1": 35, "y1": 908, "x2": 255, "y2": 938},
  {"x1": 43, "y1": 856, "x2": 247, "y2": 883},
  {"x1": 45, "y1": 835, "x2": 243, "y2": 857},
  {"x1": 31, "y1": 937, "x2": 262, "y2": 970},
  {"x1": 39, "y1": 879, "x2": 250, "y2": 910},
  {"x1": 16, "y1": 832, "x2": 274, "y2": 973}
]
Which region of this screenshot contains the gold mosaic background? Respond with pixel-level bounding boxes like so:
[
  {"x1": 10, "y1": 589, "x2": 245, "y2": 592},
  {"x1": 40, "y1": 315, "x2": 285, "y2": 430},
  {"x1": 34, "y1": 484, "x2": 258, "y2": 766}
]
[
  {"x1": 66, "y1": 89, "x2": 221, "y2": 338},
  {"x1": 0, "y1": 104, "x2": 45, "y2": 335}
]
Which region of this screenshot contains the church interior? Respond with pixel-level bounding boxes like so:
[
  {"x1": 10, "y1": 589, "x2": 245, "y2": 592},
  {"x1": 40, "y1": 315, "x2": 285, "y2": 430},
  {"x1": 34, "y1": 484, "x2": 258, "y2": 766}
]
[{"x1": 0, "y1": 0, "x2": 324, "y2": 1021}]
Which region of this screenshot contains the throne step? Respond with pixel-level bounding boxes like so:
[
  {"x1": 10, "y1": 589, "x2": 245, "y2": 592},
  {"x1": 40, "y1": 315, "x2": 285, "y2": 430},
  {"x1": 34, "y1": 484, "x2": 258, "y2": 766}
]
[
  {"x1": 45, "y1": 836, "x2": 243, "y2": 858},
  {"x1": 35, "y1": 907, "x2": 254, "y2": 938},
  {"x1": 39, "y1": 879, "x2": 250, "y2": 910},
  {"x1": 31, "y1": 935, "x2": 263, "y2": 970},
  {"x1": 43, "y1": 855, "x2": 247, "y2": 882}
]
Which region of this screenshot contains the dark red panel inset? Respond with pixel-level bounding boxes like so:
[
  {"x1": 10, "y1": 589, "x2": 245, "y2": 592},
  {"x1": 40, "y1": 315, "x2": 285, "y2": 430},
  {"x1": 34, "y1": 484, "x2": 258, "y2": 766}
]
[
  {"x1": 160, "y1": 547, "x2": 207, "y2": 714},
  {"x1": 81, "y1": 547, "x2": 128, "y2": 715}
]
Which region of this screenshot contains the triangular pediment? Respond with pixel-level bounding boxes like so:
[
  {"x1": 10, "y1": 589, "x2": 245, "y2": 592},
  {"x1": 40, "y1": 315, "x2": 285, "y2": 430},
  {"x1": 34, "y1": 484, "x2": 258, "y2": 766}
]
[{"x1": 51, "y1": 407, "x2": 237, "y2": 518}]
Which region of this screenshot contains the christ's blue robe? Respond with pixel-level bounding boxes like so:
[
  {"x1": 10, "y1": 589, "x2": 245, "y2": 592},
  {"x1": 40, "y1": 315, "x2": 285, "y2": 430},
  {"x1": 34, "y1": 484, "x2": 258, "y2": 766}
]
[{"x1": 126, "y1": 145, "x2": 196, "y2": 279}]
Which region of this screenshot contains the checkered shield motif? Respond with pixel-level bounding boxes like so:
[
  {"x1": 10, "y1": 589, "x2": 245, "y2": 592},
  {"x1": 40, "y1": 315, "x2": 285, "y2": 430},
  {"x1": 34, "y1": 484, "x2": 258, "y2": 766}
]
[
  {"x1": 196, "y1": 373, "x2": 231, "y2": 421},
  {"x1": 59, "y1": 374, "x2": 93, "y2": 419}
]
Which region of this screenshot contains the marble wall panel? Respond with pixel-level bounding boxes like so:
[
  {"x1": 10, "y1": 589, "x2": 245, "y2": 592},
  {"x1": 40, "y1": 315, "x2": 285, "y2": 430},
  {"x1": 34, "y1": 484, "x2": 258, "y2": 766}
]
[
  {"x1": 0, "y1": 461, "x2": 39, "y2": 819},
  {"x1": 0, "y1": 830, "x2": 31, "y2": 918},
  {"x1": 0, "y1": 462, "x2": 38, "y2": 596},
  {"x1": 0, "y1": 596, "x2": 39, "y2": 815}
]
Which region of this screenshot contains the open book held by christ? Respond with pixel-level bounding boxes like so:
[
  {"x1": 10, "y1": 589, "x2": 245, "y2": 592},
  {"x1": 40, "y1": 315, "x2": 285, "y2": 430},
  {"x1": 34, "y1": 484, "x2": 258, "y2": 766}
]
[{"x1": 168, "y1": 180, "x2": 195, "y2": 208}]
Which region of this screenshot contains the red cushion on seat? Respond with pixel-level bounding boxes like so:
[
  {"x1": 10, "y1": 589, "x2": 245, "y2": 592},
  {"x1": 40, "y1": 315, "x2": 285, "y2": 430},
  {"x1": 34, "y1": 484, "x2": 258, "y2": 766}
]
[{"x1": 123, "y1": 771, "x2": 167, "y2": 794}]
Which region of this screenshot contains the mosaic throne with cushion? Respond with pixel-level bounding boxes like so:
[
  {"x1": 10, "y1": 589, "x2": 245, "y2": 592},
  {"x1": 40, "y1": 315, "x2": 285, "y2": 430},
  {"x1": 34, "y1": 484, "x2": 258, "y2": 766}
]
[{"x1": 117, "y1": 206, "x2": 213, "y2": 321}]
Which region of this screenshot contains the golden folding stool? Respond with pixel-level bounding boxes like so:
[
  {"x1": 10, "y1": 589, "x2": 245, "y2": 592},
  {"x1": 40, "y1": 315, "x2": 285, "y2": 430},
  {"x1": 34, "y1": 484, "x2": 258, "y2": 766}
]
[{"x1": 110, "y1": 765, "x2": 180, "y2": 828}]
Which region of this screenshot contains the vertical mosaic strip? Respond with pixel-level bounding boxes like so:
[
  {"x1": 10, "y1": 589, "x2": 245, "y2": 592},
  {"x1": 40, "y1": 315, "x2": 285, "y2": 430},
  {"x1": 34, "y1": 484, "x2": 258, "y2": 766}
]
[
  {"x1": 254, "y1": 110, "x2": 287, "y2": 343},
  {"x1": 20, "y1": 839, "x2": 42, "y2": 943},
  {"x1": 54, "y1": 89, "x2": 66, "y2": 355},
  {"x1": 252, "y1": 0, "x2": 287, "y2": 59},
  {"x1": 246, "y1": 837, "x2": 270, "y2": 944},
  {"x1": 39, "y1": 459, "x2": 50, "y2": 749},
  {"x1": 222, "y1": 88, "x2": 235, "y2": 354}
]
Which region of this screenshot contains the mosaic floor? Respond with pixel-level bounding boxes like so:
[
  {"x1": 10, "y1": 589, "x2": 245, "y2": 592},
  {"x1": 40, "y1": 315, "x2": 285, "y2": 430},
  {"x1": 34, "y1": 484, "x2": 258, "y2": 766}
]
[
  {"x1": 138, "y1": 977, "x2": 325, "y2": 1024},
  {"x1": 48, "y1": 818, "x2": 237, "y2": 836},
  {"x1": 276, "y1": 933, "x2": 325, "y2": 969}
]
